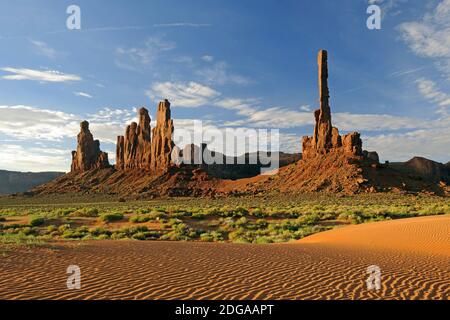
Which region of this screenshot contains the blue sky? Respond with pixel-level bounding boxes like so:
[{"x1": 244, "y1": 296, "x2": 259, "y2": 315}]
[{"x1": 0, "y1": 0, "x2": 449, "y2": 171}]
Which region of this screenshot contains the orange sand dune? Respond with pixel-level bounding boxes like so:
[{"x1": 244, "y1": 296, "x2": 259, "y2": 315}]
[{"x1": 0, "y1": 216, "x2": 448, "y2": 300}]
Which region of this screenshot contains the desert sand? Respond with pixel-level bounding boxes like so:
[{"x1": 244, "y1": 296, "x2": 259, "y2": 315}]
[{"x1": 0, "y1": 215, "x2": 448, "y2": 300}]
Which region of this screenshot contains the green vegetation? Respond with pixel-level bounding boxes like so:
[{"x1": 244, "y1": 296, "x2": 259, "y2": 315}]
[
  {"x1": 0, "y1": 193, "x2": 448, "y2": 245},
  {"x1": 99, "y1": 213, "x2": 124, "y2": 222},
  {"x1": 29, "y1": 216, "x2": 46, "y2": 227}
]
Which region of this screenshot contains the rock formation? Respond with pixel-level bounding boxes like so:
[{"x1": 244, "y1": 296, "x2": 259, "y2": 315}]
[
  {"x1": 115, "y1": 100, "x2": 174, "y2": 174},
  {"x1": 71, "y1": 121, "x2": 109, "y2": 172},
  {"x1": 150, "y1": 99, "x2": 174, "y2": 173},
  {"x1": 302, "y1": 50, "x2": 369, "y2": 161},
  {"x1": 116, "y1": 107, "x2": 152, "y2": 170}
]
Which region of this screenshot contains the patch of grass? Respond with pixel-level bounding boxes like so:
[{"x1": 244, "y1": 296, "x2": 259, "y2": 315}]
[
  {"x1": 0, "y1": 233, "x2": 47, "y2": 247},
  {"x1": 99, "y1": 213, "x2": 124, "y2": 222},
  {"x1": 70, "y1": 208, "x2": 99, "y2": 217},
  {"x1": 29, "y1": 216, "x2": 45, "y2": 227}
]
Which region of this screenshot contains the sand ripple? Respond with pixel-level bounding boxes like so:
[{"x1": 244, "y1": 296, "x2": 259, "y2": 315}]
[{"x1": 0, "y1": 216, "x2": 448, "y2": 300}]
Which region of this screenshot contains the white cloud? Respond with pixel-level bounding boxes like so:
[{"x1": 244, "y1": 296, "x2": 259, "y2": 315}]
[
  {"x1": 300, "y1": 105, "x2": 312, "y2": 112},
  {"x1": 147, "y1": 81, "x2": 220, "y2": 107},
  {"x1": 0, "y1": 105, "x2": 79, "y2": 140},
  {"x1": 74, "y1": 91, "x2": 93, "y2": 98},
  {"x1": 368, "y1": 0, "x2": 406, "y2": 18},
  {"x1": 215, "y1": 98, "x2": 431, "y2": 131},
  {"x1": 416, "y1": 78, "x2": 450, "y2": 112},
  {"x1": 115, "y1": 36, "x2": 176, "y2": 71},
  {"x1": 365, "y1": 126, "x2": 450, "y2": 163},
  {"x1": 0, "y1": 105, "x2": 135, "y2": 144},
  {"x1": 29, "y1": 40, "x2": 57, "y2": 58},
  {"x1": 0, "y1": 144, "x2": 70, "y2": 172},
  {"x1": 1, "y1": 67, "x2": 81, "y2": 83},
  {"x1": 201, "y1": 55, "x2": 214, "y2": 62},
  {"x1": 153, "y1": 23, "x2": 211, "y2": 28},
  {"x1": 195, "y1": 61, "x2": 251, "y2": 85},
  {"x1": 333, "y1": 113, "x2": 429, "y2": 132},
  {"x1": 398, "y1": 0, "x2": 450, "y2": 77}
]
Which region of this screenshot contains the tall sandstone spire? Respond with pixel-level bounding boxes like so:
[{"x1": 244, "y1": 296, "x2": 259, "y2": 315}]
[
  {"x1": 302, "y1": 50, "x2": 363, "y2": 160},
  {"x1": 71, "y1": 121, "x2": 109, "y2": 172},
  {"x1": 116, "y1": 107, "x2": 152, "y2": 170},
  {"x1": 150, "y1": 99, "x2": 174, "y2": 173},
  {"x1": 115, "y1": 100, "x2": 174, "y2": 173},
  {"x1": 313, "y1": 50, "x2": 333, "y2": 151}
]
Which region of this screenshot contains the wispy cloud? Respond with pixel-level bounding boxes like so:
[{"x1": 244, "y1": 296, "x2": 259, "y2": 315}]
[
  {"x1": 416, "y1": 78, "x2": 450, "y2": 114},
  {"x1": 195, "y1": 61, "x2": 251, "y2": 85},
  {"x1": 201, "y1": 55, "x2": 214, "y2": 62},
  {"x1": 153, "y1": 23, "x2": 211, "y2": 28},
  {"x1": 147, "y1": 81, "x2": 220, "y2": 107},
  {"x1": 398, "y1": 0, "x2": 450, "y2": 77},
  {"x1": 1, "y1": 67, "x2": 81, "y2": 83},
  {"x1": 29, "y1": 40, "x2": 57, "y2": 58},
  {"x1": 387, "y1": 66, "x2": 428, "y2": 78},
  {"x1": 0, "y1": 144, "x2": 70, "y2": 172},
  {"x1": 0, "y1": 105, "x2": 79, "y2": 140},
  {"x1": 115, "y1": 36, "x2": 176, "y2": 71},
  {"x1": 368, "y1": 0, "x2": 407, "y2": 18},
  {"x1": 365, "y1": 125, "x2": 450, "y2": 163},
  {"x1": 74, "y1": 91, "x2": 93, "y2": 98}
]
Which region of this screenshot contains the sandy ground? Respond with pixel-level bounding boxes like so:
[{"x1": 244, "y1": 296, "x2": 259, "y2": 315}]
[{"x1": 0, "y1": 215, "x2": 448, "y2": 300}]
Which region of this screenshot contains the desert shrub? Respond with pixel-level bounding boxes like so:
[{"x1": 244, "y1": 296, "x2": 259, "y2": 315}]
[
  {"x1": 99, "y1": 213, "x2": 124, "y2": 222},
  {"x1": 144, "y1": 231, "x2": 161, "y2": 240},
  {"x1": 58, "y1": 224, "x2": 71, "y2": 233},
  {"x1": 191, "y1": 212, "x2": 206, "y2": 220},
  {"x1": 70, "y1": 208, "x2": 99, "y2": 217},
  {"x1": 97, "y1": 234, "x2": 110, "y2": 240},
  {"x1": 89, "y1": 227, "x2": 111, "y2": 237},
  {"x1": 200, "y1": 231, "x2": 223, "y2": 242},
  {"x1": 148, "y1": 211, "x2": 168, "y2": 220},
  {"x1": 62, "y1": 230, "x2": 85, "y2": 239},
  {"x1": 111, "y1": 232, "x2": 127, "y2": 240},
  {"x1": 250, "y1": 208, "x2": 265, "y2": 217},
  {"x1": 119, "y1": 226, "x2": 148, "y2": 237},
  {"x1": 52, "y1": 208, "x2": 77, "y2": 217},
  {"x1": 298, "y1": 213, "x2": 321, "y2": 225},
  {"x1": 19, "y1": 227, "x2": 35, "y2": 236},
  {"x1": 132, "y1": 232, "x2": 147, "y2": 240},
  {"x1": 29, "y1": 216, "x2": 45, "y2": 227},
  {"x1": 254, "y1": 236, "x2": 273, "y2": 244},
  {"x1": 46, "y1": 225, "x2": 58, "y2": 233},
  {"x1": 129, "y1": 215, "x2": 151, "y2": 223}
]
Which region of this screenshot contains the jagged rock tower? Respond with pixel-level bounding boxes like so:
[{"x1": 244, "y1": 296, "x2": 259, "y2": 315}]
[
  {"x1": 116, "y1": 107, "x2": 152, "y2": 170},
  {"x1": 71, "y1": 121, "x2": 109, "y2": 172},
  {"x1": 150, "y1": 99, "x2": 174, "y2": 173},
  {"x1": 115, "y1": 99, "x2": 174, "y2": 174},
  {"x1": 302, "y1": 50, "x2": 365, "y2": 160}
]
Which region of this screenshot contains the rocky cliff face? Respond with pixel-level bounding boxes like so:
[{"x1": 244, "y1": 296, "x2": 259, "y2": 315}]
[
  {"x1": 71, "y1": 121, "x2": 109, "y2": 172},
  {"x1": 115, "y1": 100, "x2": 174, "y2": 174},
  {"x1": 302, "y1": 50, "x2": 375, "y2": 162}
]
